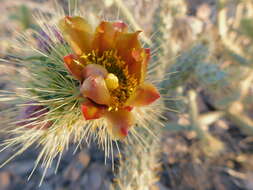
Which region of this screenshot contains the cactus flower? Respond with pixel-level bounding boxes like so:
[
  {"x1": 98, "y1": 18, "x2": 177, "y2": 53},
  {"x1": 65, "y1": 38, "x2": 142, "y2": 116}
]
[
  {"x1": 0, "y1": 8, "x2": 165, "y2": 182},
  {"x1": 59, "y1": 16, "x2": 160, "y2": 140}
]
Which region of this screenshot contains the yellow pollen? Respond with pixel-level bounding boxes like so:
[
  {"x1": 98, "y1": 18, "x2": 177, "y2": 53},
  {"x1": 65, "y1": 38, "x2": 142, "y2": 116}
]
[
  {"x1": 105, "y1": 73, "x2": 119, "y2": 90},
  {"x1": 73, "y1": 59, "x2": 84, "y2": 67}
]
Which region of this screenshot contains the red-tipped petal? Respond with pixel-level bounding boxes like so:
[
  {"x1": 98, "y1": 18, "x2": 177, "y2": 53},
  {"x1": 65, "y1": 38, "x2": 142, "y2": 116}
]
[
  {"x1": 82, "y1": 64, "x2": 108, "y2": 79},
  {"x1": 81, "y1": 100, "x2": 105, "y2": 120},
  {"x1": 59, "y1": 16, "x2": 93, "y2": 55},
  {"x1": 114, "y1": 31, "x2": 150, "y2": 82},
  {"x1": 126, "y1": 83, "x2": 160, "y2": 107},
  {"x1": 105, "y1": 109, "x2": 134, "y2": 140},
  {"x1": 64, "y1": 54, "x2": 84, "y2": 81},
  {"x1": 115, "y1": 31, "x2": 142, "y2": 63},
  {"x1": 92, "y1": 21, "x2": 128, "y2": 54},
  {"x1": 80, "y1": 76, "x2": 111, "y2": 105},
  {"x1": 112, "y1": 22, "x2": 128, "y2": 32}
]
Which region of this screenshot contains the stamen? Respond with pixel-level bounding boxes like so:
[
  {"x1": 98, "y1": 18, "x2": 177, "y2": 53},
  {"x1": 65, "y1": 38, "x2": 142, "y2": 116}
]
[{"x1": 73, "y1": 59, "x2": 84, "y2": 67}]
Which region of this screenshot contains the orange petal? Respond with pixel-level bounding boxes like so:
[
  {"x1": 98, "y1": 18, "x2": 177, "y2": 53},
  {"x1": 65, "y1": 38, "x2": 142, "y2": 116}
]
[
  {"x1": 82, "y1": 64, "x2": 108, "y2": 79},
  {"x1": 115, "y1": 31, "x2": 142, "y2": 62},
  {"x1": 140, "y1": 48, "x2": 151, "y2": 82},
  {"x1": 142, "y1": 48, "x2": 151, "y2": 79},
  {"x1": 105, "y1": 109, "x2": 134, "y2": 140},
  {"x1": 92, "y1": 21, "x2": 128, "y2": 54},
  {"x1": 115, "y1": 31, "x2": 149, "y2": 82},
  {"x1": 126, "y1": 83, "x2": 160, "y2": 107},
  {"x1": 80, "y1": 76, "x2": 111, "y2": 105},
  {"x1": 64, "y1": 54, "x2": 84, "y2": 81},
  {"x1": 130, "y1": 48, "x2": 150, "y2": 83},
  {"x1": 59, "y1": 16, "x2": 93, "y2": 55},
  {"x1": 81, "y1": 100, "x2": 105, "y2": 120}
]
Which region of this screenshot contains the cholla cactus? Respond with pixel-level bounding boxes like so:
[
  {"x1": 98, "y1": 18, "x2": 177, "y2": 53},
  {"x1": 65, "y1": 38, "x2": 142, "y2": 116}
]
[
  {"x1": 0, "y1": 2, "x2": 164, "y2": 185},
  {"x1": 112, "y1": 128, "x2": 161, "y2": 190}
]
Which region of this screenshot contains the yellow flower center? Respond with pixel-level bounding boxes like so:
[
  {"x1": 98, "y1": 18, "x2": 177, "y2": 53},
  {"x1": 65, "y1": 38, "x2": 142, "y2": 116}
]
[{"x1": 80, "y1": 50, "x2": 138, "y2": 110}]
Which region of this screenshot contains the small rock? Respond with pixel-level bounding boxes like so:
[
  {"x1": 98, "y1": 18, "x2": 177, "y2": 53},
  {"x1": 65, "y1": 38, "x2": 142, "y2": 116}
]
[
  {"x1": 78, "y1": 151, "x2": 90, "y2": 168},
  {"x1": 196, "y1": 3, "x2": 211, "y2": 21},
  {"x1": 0, "y1": 171, "x2": 11, "y2": 189}
]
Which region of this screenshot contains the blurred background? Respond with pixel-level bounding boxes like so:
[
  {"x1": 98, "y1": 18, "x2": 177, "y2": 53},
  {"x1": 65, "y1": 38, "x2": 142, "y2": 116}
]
[{"x1": 1, "y1": 0, "x2": 253, "y2": 189}]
